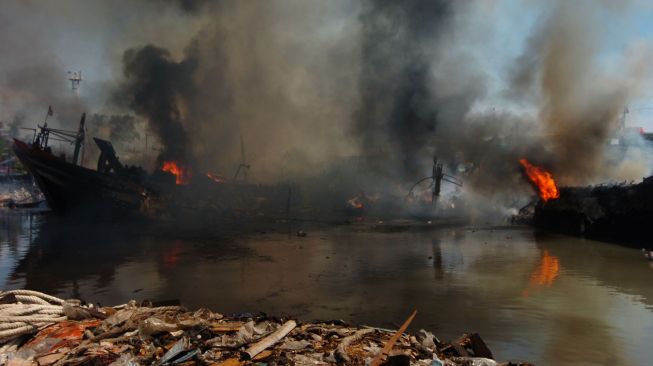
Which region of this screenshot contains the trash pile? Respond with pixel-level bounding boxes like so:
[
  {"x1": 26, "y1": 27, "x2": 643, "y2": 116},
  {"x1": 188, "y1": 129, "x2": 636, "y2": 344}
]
[
  {"x1": 0, "y1": 186, "x2": 44, "y2": 208},
  {"x1": 0, "y1": 290, "x2": 534, "y2": 366}
]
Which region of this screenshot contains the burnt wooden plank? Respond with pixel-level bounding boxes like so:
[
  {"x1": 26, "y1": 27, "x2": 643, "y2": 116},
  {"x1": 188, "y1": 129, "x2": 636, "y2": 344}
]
[{"x1": 468, "y1": 332, "x2": 493, "y2": 359}]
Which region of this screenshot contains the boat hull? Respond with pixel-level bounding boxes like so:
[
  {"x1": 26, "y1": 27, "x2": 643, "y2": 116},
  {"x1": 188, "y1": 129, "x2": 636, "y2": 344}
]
[
  {"x1": 13, "y1": 139, "x2": 146, "y2": 215},
  {"x1": 534, "y1": 178, "x2": 653, "y2": 247}
]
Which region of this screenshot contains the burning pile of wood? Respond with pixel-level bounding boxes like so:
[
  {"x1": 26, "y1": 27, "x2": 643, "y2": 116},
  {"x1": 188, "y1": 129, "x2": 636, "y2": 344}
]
[{"x1": 0, "y1": 290, "x2": 533, "y2": 366}]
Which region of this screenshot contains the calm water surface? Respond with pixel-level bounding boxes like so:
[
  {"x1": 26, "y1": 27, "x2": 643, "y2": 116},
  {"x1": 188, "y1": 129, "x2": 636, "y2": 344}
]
[{"x1": 1, "y1": 212, "x2": 652, "y2": 365}]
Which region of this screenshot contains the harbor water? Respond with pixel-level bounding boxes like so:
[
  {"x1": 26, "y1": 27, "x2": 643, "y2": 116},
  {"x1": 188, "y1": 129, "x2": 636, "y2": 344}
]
[{"x1": 0, "y1": 212, "x2": 652, "y2": 365}]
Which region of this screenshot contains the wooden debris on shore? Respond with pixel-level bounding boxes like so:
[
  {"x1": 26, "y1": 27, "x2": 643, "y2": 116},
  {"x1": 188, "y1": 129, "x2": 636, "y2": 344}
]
[{"x1": 0, "y1": 290, "x2": 534, "y2": 366}]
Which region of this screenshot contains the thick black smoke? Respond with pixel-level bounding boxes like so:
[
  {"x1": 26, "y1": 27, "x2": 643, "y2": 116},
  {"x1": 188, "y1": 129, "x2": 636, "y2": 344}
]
[
  {"x1": 355, "y1": 0, "x2": 454, "y2": 178},
  {"x1": 3, "y1": 0, "x2": 651, "y2": 213},
  {"x1": 162, "y1": 0, "x2": 210, "y2": 13},
  {"x1": 118, "y1": 45, "x2": 198, "y2": 163},
  {"x1": 88, "y1": 114, "x2": 139, "y2": 144}
]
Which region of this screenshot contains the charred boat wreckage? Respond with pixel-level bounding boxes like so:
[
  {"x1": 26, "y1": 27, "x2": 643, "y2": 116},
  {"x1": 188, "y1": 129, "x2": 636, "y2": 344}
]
[
  {"x1": 13, "y1": 114, "x2": 292, "y2": 220},
  {"x1": 533, "y1": 178, "x2": 653, "y2": 245},
  {"x1": 518, "y1": 158, "x2": 653, "y2": 246}
]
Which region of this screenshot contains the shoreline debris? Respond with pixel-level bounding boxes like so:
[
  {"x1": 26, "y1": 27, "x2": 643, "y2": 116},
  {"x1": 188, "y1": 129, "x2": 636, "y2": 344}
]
[
  {"x1": 243, "y1": 320, "x2": 296, "y2": 359},
  {"x1": 370, "y1": 310, "x2": 417, "y2": 366},
  {"x1": 0, "y1": 290, "x2": 533, "y2": 365}
]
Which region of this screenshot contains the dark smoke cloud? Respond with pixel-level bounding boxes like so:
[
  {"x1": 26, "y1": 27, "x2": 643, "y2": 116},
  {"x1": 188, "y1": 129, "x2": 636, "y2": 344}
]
[
  {"x1": 163, "y1": 0, "x2": 211, "y2": 13},
  {"x1": 0, "y1": 0, "x2": 205, "y2": 165},
  {"x1": 133, "y1": 1, "x2": 360, "y2": 181},
  {"x1": 348, "y1": 0, "x2": 652, "y2": 216},
  {"x1": 107, "y1": 0, "x2": 651, "y2": 203},
  {"x1": 2, "y1": 0, "x2": 652, "y2": 217},
  {"x1": 118, "y1": 45, "x2": 198, "y2": 163},
  {"x1": 355, "y1": 0, "x2": 454, "y2": 177},
  {"x1": 88, "y1": 114, "x2": 139, "y2": 144}
]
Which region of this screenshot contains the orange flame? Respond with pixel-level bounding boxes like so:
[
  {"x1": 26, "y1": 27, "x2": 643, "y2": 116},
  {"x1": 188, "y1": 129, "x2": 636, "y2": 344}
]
[
  {"x1": 519, "y1": 158, "x2": 560, "y2": 202},
  {"x1": 162, "y1": 161, "x2": 191, "y2": 185}
]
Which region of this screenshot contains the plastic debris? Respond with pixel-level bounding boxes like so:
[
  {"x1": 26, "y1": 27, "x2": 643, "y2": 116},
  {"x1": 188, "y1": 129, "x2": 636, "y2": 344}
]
[
  {"x1": 157, "y1": 337, "x2": 189, "y2": 365},
  {"x1": 139, "y1": 317, "x2": 179, "y2": 337}
]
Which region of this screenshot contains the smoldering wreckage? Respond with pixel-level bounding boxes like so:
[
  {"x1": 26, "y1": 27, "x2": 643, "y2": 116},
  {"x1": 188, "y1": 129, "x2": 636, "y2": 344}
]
[
  {"x1": 9, "y1": 113, "x2": 291, "y2": 222},
  {"x1": 3, "y1": 110, "x2": 649, "y2": 366},
  {"x1": 10, "y1": 108, "x2": 653, "y2": 244},
  {"x1": 3, "y1": 112, "x2": 540, "y2": 366},
  {"x1": 3, "y1": 0, "x2": 651, "y2": 236}
]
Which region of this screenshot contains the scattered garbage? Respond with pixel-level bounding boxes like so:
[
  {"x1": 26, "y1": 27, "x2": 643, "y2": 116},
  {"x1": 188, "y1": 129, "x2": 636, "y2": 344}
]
[
  {"x1": 0, "y1": 290, "x2": 534, "y2": 365},
  {"x1": 0, "y1": 186, "x2": 44, "y2": 209}
]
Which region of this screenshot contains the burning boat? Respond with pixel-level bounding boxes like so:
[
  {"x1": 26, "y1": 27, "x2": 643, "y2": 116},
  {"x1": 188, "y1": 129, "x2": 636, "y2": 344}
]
[
  {"x1": 519, "y1": 158, "x2": 653, "y2": 246},
  {"x1": 533, "y1": 178, "x2": 653, "y2": 245},
  {"x1": 13, "y1": 114, "x2": 292, "y2": 220}
]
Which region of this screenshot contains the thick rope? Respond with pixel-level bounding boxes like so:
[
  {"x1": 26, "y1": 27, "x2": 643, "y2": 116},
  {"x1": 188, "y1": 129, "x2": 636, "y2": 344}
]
[
  {"x1": 0, "y1": 315, "x2": 66, "y2": 323},
  {"x1": 0, "y1": 318, "x2": 64, "y2": 331},
  {"x1": 0, "y1": 291, "x2": 182, "y2": 346},
  {"x1": 0, "y1": 322, "x2": 42, "y2": 331},
  {"x1": 0, "y1": 291, "x2": 67, "y2": 344},
  {"x1": 0, "y1": 290, "x2": 65, "y2": 305},
  {"x1": 0, "y1": 324, "x2": 42, "y2": 340},
  {"x1": 2, "y1": 304, "x2": 62, "y2": 310},
  {"x1": 4, "y1": 307, "x2": 63, "y2": 317},
  {"x1": 14, "y1": 295, "x2": 51, "y2": 305}
]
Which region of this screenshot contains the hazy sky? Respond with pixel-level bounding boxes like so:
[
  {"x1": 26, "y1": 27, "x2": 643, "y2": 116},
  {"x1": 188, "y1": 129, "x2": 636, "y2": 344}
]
[{"x1": 3, "y1": 0, "x2": 653, "y2": 127}]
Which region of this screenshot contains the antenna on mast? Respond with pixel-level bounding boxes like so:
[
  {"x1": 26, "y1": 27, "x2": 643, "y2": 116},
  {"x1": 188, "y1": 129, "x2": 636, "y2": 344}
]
[{"x1": 67, "y1": 70, "x2": 83, "y2": 96}]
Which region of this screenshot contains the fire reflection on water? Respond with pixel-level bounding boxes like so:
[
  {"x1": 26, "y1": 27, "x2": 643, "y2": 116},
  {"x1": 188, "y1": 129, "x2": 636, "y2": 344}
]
[
  {"x1": 163, "y1": 240, "x2": 183, "y2": 268},
  {"x1": 522, "y1": 249, "x2": 560, "y2": 296}
]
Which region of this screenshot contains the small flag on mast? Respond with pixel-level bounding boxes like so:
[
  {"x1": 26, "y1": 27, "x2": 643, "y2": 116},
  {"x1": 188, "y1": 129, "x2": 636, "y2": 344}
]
[{"x1": 47, "y1": 105, "x2": 53, "y2": 116}]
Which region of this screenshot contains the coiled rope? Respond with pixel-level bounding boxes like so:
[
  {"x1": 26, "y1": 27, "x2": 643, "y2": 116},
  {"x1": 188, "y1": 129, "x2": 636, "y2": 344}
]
[
  {"x1": 0, "y1": 290, "x2": 67, "y2": 343},
  {"x1": 0, "y1": 290, "x2": 184, "y2": 345},
  {"x1": 1, "y1": 290, "x2": 65, "y2": 305}
]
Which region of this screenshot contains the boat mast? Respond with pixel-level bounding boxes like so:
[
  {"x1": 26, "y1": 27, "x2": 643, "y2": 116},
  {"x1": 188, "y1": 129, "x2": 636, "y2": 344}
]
[
  {"x1": 233, "y1": 134, "x2": 250, "y2": 183},
  {"x1": 68, "y1": 70, "x2": 85, "y2": 165},
  {"x1": 72, "y1": 113, "x2": 85, "y2": 166}
]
